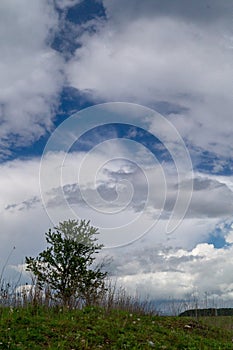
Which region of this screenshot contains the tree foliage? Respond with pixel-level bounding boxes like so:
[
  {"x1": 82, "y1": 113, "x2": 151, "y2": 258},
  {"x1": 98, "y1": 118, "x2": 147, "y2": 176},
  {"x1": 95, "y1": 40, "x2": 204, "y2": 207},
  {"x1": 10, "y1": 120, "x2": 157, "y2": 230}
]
[{"x1": 25, "y1": 219, "x2": 107, "y2": 307}]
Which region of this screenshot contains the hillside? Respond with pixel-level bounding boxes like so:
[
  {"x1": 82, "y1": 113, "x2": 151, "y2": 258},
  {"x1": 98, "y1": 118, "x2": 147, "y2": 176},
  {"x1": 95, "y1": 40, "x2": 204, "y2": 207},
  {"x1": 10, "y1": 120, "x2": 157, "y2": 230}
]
[
  {"x1": 180, "y1": 308, "x2": 233, "y2": 317},
  {"x1": 0, "y1": 306, "x2": 233, "y2": 349}
]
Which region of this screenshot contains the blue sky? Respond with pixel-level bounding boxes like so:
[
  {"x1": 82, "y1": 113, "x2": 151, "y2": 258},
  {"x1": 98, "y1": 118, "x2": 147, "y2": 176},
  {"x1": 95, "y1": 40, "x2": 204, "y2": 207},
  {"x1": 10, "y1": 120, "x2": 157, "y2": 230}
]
[{"x1": 1, "y1": 0, "x2": 233, "y2": 305}]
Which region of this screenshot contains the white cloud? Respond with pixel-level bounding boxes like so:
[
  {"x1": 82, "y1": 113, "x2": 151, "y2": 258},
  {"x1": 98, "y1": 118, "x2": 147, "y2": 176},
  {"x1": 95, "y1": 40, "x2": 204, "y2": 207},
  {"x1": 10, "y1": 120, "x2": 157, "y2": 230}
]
[
  {"x1": 225, "y1": 231, "x2": 233, "y2": 244},
  {"x1": 66, "y1": 1, "x2": 233, "y2": 158},
  {"x1": 0, "y1": 145, "x2": 232, "y2": 257},
  {"x1": 55, "y1": 0, "x2": 83, "y2": 10},
  {"x1": 109, "y1": 242, "x2": 233, "y2": 303},
  {"x1": 0, "y1": 0, "x2": 64, "y2": 156},
  {"x1": 188, "y1": 176, "x2": 233, "y2": 218},
  {"x1": 0, "y1": 158, "x2": 51, "y2": 268},
  {"x1": 1, "y1": 149, "x2": 233, "y2": 303},
  {"x1": 0, "y1": 158, "x2": 40, "y2": 211},
  {"x1": 1, "y1": 0, "x2": 233, "y2": 304}
]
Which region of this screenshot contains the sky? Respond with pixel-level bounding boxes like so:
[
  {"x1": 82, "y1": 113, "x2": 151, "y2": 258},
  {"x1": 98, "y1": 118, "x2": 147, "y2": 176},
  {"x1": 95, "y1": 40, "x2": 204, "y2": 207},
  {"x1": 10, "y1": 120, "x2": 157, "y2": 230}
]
[{"x1": 1, "y1": 0, "x2": 233, "y2": 308}]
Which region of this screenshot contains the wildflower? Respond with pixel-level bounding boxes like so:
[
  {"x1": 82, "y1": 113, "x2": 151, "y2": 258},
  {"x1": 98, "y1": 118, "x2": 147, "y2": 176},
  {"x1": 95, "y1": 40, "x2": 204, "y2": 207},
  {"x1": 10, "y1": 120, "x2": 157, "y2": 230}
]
[
  {"x1": 148, "y1": 340, "x2": 155, "y2": 347},
  {"x1": 184, "y1": 324, "x2": 192, "y2": 329}
]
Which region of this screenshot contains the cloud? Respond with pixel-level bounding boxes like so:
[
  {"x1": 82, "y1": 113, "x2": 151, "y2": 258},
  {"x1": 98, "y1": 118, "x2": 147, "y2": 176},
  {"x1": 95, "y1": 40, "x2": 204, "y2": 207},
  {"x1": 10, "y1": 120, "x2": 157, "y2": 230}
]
[
  {"x1": 50, "y1": 165, "x2": 233, "y2": 221},
  {"x1": 1, "y1": 149, "x2": 233, "y2": 302},
  {"x1": 1, "y1": 146, "x2": 232, "y2": 253},
  {"x1": 66, "y1": 0, "x2": 233, "y2": 159},
  {"x1": 0, "y1": 158, "x2": 49, "y2": 265},
  {"x1": 187, "y1": 176, "x2": 233, "y2": 218},
  {"x1": 102, "y1": 0, "x2": 233, "y2": 26},
  {"x1": 107, "y1": 242, "x2": 233, "y2": 303},
  {"x1": 1, "y1": 0, "x2": 233, "y2": 305},
  {"x1": 54, "y1": 0, "x2": 83, "y2": 10},
  {"x1": 0, "y1": 0, "x2": 64, "y2": 157},
  {"x1": 5, "y1": 196, "x2": 40, "y2": 212}
]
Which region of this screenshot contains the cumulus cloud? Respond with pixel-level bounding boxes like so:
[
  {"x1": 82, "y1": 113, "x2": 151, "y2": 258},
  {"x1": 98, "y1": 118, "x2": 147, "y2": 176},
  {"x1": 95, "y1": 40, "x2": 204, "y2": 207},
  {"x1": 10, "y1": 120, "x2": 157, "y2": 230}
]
[
  {"x1": 107, "y1": 242, "x2": 233, "y2": 303},
  {"x1": 1, "y1": 148, "x2": 233, "y2": 302},
  {"x1": 66, "y1": 0, "x2": 233, "y2": 158},
  {"x1": 1, "y1": 145, "x2": 232, "y2": 254},
  {"x1": 0, "y1": 0, "x2": 64, "y2": 157},
  {"x1": 46, "y1": 163, "x2": 233, "y2": 221},
  {"x1": 1, "y1": 0, "x2": 233, "y2": 305},
  {"x1": 187, "y1": 176, "x2": 233, "y2": 218}
]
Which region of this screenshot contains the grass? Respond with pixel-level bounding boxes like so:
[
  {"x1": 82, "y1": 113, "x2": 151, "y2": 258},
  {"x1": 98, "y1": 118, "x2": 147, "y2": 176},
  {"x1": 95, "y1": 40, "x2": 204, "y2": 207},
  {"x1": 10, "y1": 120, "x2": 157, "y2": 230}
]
[
  {"x1": 200, "y1": 316, "x2": 233, "y2": 332},
  {"x1": 0, "y1": 306, "x2": 233, "y2": 349}
]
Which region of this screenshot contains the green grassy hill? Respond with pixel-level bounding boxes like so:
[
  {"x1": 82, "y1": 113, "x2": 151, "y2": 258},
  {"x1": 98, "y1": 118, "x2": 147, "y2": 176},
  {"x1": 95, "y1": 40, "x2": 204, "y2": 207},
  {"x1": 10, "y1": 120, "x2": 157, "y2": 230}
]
[
  {"x1": 0, "y1": 306, "x2": 233, "y2": 349},
  {"x1": 180, "y1": 308, "x2": 233, "y2": 317}
]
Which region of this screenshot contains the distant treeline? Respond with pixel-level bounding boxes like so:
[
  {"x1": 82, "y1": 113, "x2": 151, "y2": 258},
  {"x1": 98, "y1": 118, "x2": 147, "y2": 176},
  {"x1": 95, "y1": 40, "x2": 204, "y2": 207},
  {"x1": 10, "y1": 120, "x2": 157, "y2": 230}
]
[{"x1": 180, "y1": 308, "x2": 233, "y2": 317}]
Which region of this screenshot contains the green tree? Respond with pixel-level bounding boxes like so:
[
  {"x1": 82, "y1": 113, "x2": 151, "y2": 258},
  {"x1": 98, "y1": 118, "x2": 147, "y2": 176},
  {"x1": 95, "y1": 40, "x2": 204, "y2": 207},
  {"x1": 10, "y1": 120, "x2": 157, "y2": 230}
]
[{"x1": 25, "y1": 219, "x2": 108, "y2": 307}]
